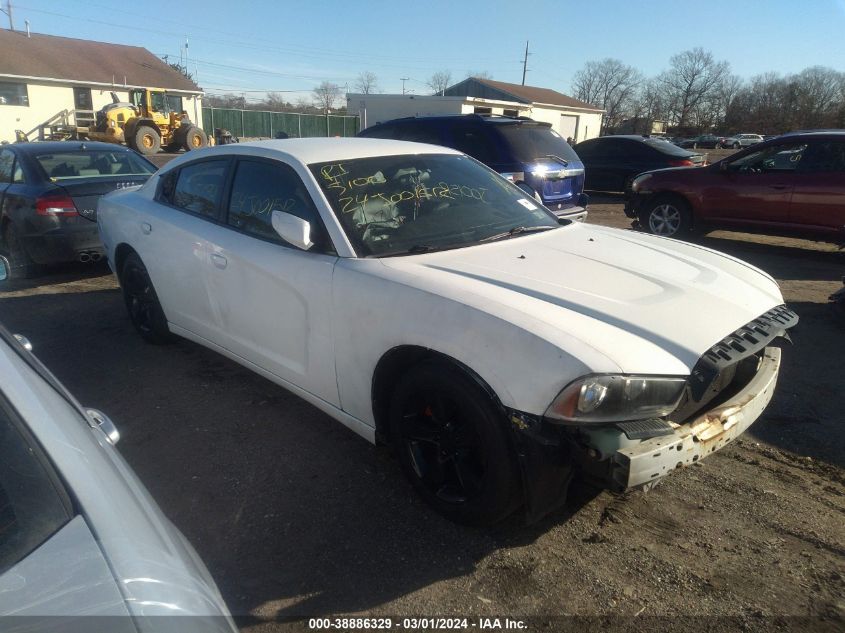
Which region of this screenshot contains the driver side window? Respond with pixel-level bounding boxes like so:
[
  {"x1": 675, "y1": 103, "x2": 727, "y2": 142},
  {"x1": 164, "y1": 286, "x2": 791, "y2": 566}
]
[
  {"x1": 226, "y1": 159, "x2": 329, "y2": 252},
  {"x1": 728, "y1": 143, "x2": 808, "y2": 173}
]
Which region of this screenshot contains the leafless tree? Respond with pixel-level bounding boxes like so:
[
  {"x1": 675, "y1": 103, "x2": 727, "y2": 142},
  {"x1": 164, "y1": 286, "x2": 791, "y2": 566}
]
[
  {"x1": 355, "y1": 71, "x2": 379, "y2": 95},
  {"x1": 264, "y1": 92, "x2": 290, "y2": 111},
  {"x1": 427, "y1": 70, "x2": 452, "y2": 96},
  {"x1": 572, "y1": 58, "x2": 642, "y2": 133},
  {"x1": 312, "y1": 81, "x2": 342, "y2": 112},
  {"x1": 658, "y1": 48, "x2": 730, "y2": 129}
]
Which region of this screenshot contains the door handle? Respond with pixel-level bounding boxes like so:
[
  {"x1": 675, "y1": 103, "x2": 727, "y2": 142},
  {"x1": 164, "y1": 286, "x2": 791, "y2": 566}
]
[
  {"x1": 140, "y1": 222, "x2": 152, "y2": 234},
  {"x1": 770, "y1": 185, "x2": 790, "y2": 190},
  {"x1": 210, "y1": 253, "x2": 227, "y2": 269}
]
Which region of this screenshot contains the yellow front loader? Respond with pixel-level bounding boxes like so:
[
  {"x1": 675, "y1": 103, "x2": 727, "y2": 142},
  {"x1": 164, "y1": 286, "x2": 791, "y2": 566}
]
[{"x1": 88, "y1": 88, "x2": 208, "y2": 155}]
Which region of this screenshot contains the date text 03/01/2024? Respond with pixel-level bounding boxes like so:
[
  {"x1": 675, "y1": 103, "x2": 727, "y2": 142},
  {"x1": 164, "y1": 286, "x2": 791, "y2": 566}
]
[{"x1": 307, "y1": 617, "x2": 528, "y2": 630}]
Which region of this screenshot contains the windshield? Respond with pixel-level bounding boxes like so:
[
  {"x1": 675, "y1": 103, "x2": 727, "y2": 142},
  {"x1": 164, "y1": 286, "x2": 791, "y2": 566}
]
[
  {"x1": 35, "y1": 150, "x2": 156, "y2": 180},
  {"x1": 494, "y1": 124, "x2": 582, "y2": 164},
  {"x1": 310, "y1": 154, "x2": 561, "y2": 257}
]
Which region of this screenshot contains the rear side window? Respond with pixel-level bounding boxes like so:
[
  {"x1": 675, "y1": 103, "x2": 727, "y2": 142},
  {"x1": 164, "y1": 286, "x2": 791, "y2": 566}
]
[
  {"x1": 170, "y1": 160, "x2": 228, "y2": 218},
  {"x1": 0, "y1": 150, "x2": 13, "y2": 184},
  {"x1": 801, "y1": 141, "x2": 845, "y2": 173},
  {"x1": 227, "y1": 159, "x2": 326, "y2": 248},
  {"x1": 0, "y1": 397, "x2": 72, "y2": 574},
  {"x1": 448, "y1": 124, "x2": 498, "y2": 164},
  {"x1": 395, "y1": 124, "x2": 444, "y2": 145}
]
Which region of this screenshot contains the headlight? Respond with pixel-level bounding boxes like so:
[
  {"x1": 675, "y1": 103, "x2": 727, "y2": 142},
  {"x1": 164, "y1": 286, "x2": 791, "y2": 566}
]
[
  {"x1": 630, "y1": 173, "x2": 652, "y2": 193},
  {"x1": 544, "y1": 375, "x2": 687, "y2": 424}
]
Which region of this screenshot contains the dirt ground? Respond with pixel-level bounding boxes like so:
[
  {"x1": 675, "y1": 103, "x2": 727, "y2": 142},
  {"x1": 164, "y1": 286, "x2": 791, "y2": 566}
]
[{"x1": 0, "y1": 178, "x2": 843, "y2": 632}]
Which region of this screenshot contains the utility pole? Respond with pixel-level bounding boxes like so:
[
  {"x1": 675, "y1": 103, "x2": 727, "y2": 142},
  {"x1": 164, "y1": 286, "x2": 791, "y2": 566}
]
[
  {"x1": 400, "y1": 77, "x2": 409, "y2": 95},
  {"x1": 521, "y1": 40, "x2": 530, "y2": 86},
  {"x1": 184, "y1": 35, "x2": 189, "y2": 77},
  {"x1": 2, "y1": 0, "x2": 14, "y2": 31}
]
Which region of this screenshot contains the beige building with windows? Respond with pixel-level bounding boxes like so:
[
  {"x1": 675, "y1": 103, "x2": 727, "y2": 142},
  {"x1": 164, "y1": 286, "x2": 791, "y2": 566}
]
[
  {"x1": 0, "y1": 29, "x2": 203, "y2": 144},
  {"x1": 349, "y1": 77, "x2": 604, "y2": 143}
]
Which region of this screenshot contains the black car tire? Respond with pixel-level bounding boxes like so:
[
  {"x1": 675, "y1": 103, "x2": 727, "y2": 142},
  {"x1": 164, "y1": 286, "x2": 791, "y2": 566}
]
[
  {"x1": 3, "y1": 224, "x2": 39, "y2": 279},
  {"x1": 640, "y1": 196, "x2": 692, "y2": 238},
  {"x1": 134, "y1": 126, "x2": 161, "y2": 155},
  {"x1": 389, "y1": 361, "x2": 521, "y2": 525},
  {"x1": 121, "y1": 252, "x2": 177, "y2": 344},
  {"x1": 733, "y1": 142, "x2": 741, "y2": 149}
]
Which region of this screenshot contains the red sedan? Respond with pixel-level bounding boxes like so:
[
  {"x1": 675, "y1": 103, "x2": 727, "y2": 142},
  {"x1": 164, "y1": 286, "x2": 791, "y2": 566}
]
[{"x1": 624, "y1": 131, "x2": 845, "y2": 241}]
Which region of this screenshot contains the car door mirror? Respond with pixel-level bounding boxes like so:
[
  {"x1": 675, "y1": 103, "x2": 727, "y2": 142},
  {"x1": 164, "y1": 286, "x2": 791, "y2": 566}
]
[
  {"x1": 271, "y1": 210, "x2": 314, "y2": 251},
  {"x1": 719, "y1": 161, "x2": 729, "y2": 172},
  {"x1": 0, "y1": 255, "x2": 8, "y2": 281}
]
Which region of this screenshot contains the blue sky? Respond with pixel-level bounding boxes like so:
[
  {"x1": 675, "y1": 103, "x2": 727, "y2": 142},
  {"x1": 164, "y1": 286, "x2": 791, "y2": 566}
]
[{"x1": 7, "y1": 0, "x2": 845, "y2": 102}]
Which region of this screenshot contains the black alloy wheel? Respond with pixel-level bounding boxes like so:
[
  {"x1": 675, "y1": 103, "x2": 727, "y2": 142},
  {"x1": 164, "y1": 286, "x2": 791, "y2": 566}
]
[
  {"x1": 121, "y1": 252, "x2": 176, "y2": 344},
  {"x1": 389, "y1": 362, "x2": 521, "y2": 525}
]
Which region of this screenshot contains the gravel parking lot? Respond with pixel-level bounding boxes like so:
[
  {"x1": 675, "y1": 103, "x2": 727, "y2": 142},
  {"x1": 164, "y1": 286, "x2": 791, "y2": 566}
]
[{"x1": 0, "y1": 158, "x2": 843, "y2": 631}]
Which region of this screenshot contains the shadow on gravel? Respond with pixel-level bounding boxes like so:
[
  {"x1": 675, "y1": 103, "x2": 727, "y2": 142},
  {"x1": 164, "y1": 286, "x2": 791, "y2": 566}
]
[{"x1": 0, "y1": 261, "x2": 111, "y2": 294}]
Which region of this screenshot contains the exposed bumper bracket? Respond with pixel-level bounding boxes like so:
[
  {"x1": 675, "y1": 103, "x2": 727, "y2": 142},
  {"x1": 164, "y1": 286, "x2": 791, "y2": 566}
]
[{"x1": 612, "y1": 346, "x2": 782, "y2": 490}]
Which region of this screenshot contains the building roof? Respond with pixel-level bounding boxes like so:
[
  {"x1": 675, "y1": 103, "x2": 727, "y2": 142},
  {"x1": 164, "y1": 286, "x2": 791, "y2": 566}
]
[
  {"x1": 443, "y1": 77, "x2": 601, "y2": 111},
  {"x1": 0, "y1": 29, "x2": 201, "y2": 93}
]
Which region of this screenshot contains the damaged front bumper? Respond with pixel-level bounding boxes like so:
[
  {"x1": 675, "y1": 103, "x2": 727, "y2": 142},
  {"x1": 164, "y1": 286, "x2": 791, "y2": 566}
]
[{"x1": 611, "y1": 346, "x2": 781, "y2": 489}]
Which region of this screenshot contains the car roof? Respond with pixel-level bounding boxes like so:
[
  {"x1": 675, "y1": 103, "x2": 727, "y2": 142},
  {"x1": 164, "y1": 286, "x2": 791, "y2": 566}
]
[
  {"x1": 8, "y1": 141, "x2": 136, "y2": 155},
  {"x1": 370, "y1": 114, "x2": 548, "y2": 127},
  {"x1": 171, "y1": 137, "x2": 463, "y2": 167},
  {"x1": 780, "y1": 129, "x2": 845, "y2": 138}
]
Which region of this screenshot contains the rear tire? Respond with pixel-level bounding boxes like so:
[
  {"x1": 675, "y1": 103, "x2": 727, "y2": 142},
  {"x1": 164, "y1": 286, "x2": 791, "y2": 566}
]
[
  {"x1": 389, "y1": 362, "x2": 521, "y2": 525},
  {"x1": 183, "y1": 127, "x2": 208, "y2": 151},
  {"x1": 134, "y1": 125, "x2": 160, "y2": 155},
  {"x1": 640, "y1": 196, "x2": 692, "y2": 238},
  {"x1": 3, "y1": 224, "x2": 39, "y2": 279},
  {"x1": 121, "y1": 252, "x2": 176, "y2": 344}
]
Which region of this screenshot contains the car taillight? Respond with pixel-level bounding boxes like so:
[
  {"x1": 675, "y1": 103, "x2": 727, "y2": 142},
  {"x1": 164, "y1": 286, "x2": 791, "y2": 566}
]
[
  {"x1": 36, "y1": 195, "x2": 78, "y2": 216},
  {"x1": 668, "y1": 159, "x2": 695, "y2": 167}
]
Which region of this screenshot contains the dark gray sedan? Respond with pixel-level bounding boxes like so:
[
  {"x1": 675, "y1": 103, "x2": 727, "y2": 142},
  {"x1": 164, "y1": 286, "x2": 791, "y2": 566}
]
[{"x1": 0, "y1": 141, "x2": 156, "y2": 278}]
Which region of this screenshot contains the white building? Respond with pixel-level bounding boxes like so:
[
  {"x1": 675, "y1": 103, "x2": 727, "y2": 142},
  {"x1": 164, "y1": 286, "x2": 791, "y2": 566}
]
[
  {"x1": 0, "y1": 29, "x2": 203, "y2": 144},
  {"x1": 349, "y1": 77, "x2": 604, "y2": 143}
]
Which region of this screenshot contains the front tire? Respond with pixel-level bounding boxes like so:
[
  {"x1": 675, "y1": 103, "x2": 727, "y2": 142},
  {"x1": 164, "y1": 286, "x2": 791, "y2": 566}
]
[
  {"x1": 389, "y1": 362, "x2": 521, "y2": 525},
  {"x1": 134, "y1": 126, "x2": 161, "y2": 155},
  {"x1": 733, "y1": 142, "x2": 740, "y2": 149},
  {"x1": 183, "y1": 127, "x2": 208, "y2": 151},
  {"x1": 121, "y1": 252, "x2": 176, "y2": 344},
  {"x1": 640, "y1": 196, "x2": 692, "y2": 238}
]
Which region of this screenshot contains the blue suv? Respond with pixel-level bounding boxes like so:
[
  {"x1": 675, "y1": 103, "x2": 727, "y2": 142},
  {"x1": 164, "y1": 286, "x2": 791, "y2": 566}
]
[{"x1": 358, "y1": 115, "x2": 588, "y2": 220}]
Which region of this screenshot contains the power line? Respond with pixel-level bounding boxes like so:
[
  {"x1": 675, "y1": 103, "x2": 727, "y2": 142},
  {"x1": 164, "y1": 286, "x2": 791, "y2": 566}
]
[{"x1": 17, "y1": 3, "x2": 517, "y2": 69}]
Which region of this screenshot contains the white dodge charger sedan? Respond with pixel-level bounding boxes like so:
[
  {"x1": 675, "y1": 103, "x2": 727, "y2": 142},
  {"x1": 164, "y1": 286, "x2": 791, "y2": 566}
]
[{"x1": 97, "y1": 138, "x2": 797, "y2": 525}]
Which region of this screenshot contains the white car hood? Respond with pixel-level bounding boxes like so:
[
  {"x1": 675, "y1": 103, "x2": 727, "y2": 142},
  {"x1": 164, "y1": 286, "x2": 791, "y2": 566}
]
[{"x1": 379, "y1": 223, "x2": 784, "y2": 375}]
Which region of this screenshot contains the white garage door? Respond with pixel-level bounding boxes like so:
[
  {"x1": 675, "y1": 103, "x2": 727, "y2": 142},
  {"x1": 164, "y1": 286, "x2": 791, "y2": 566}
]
[{"x1": 560, "y1": 115, "x2": 579, "y2": 141}]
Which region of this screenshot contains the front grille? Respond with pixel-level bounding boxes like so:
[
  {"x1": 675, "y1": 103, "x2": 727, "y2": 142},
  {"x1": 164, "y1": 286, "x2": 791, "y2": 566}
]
[{"x1": 680, "y1": 305, "x2": 798, "y2": 411}]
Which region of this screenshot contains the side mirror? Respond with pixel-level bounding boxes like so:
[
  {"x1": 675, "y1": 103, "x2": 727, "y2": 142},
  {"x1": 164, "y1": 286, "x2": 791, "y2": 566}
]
[
  {"x1": 719, "y1": 161, "x2": 729, "y2": 172},
  {"x1": 271, "y1": 210, "x2": 314, "y2": 251},
  {"x1": 0, "y1": 255, "x2": 8, "y2": 282}
]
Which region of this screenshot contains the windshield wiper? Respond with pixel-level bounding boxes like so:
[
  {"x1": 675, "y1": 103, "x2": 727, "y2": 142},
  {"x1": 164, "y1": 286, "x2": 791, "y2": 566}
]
[
  {"x1": 480, "y1": 225, "x2": 556, "y2": 243},
  {"x1": 544, "y1": 154, "x2": 569, "y2": 166}
]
